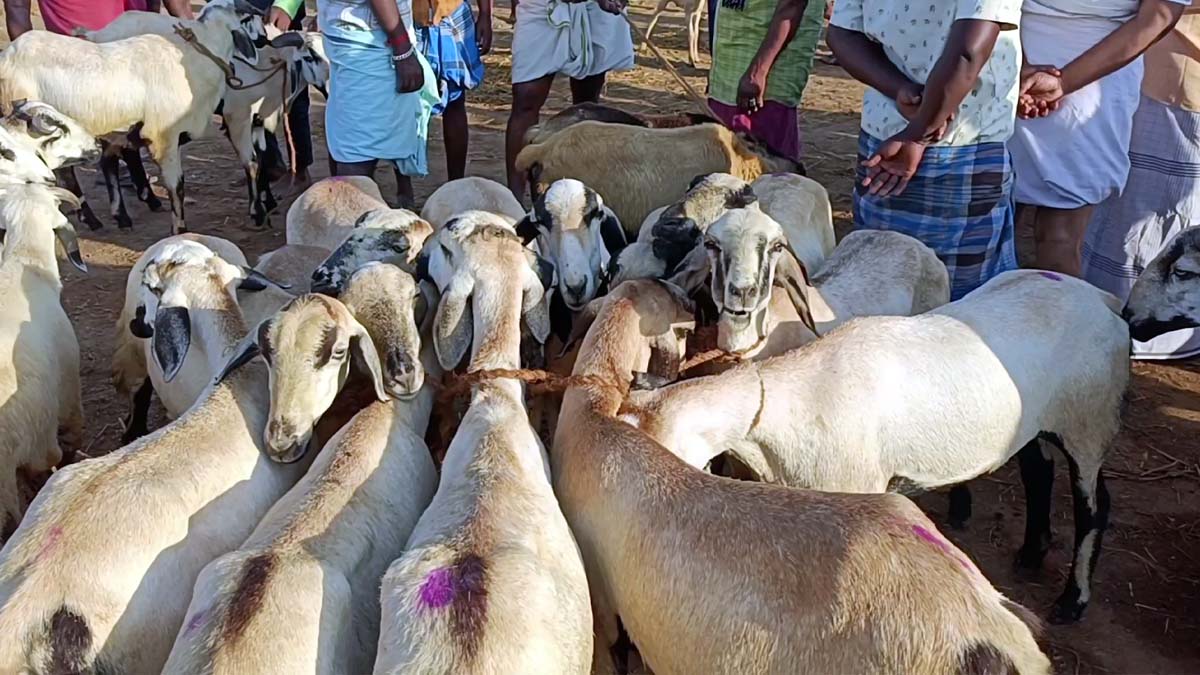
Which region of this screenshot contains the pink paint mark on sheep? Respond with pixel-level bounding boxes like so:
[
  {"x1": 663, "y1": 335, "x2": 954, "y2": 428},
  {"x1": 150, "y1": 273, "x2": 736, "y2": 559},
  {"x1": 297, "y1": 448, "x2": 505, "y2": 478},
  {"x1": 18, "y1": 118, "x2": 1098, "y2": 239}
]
[
  {"x1": 36, "y1": 526, "x2": 63, "y2": 562},
  {"x1": 418, "y1": 568, "x2": 455, "y2": 609},
  {"x1": 1039, "y1": 271, "x2": 1062, "y2": 281},
  {"x1": 912, "y1": 524, "x2": 974, "y2": 573}
]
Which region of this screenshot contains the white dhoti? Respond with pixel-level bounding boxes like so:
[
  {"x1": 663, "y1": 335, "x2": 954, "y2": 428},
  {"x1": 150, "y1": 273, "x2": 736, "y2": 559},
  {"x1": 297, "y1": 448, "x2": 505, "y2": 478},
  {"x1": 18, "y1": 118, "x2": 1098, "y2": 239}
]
[{"x1": 510, "y1": 0, "x2": 635, "y2": 84}]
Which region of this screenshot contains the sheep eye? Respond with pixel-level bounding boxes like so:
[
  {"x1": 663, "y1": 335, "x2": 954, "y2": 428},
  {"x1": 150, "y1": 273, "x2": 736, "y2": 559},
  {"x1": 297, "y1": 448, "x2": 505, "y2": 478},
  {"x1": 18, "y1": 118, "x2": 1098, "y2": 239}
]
[
  {"x1": 1173, "y1": 268, "x2": 1199, "y2": 281},
  {"x1": 332, "y1": 346, "x2": 348, "y2": 360},
  {"x1": 770, "y1": 241, "x2": 786, "y2": 253},
  {"x1": 703, "y1": 239, "x2": 719, "y2": 251}
]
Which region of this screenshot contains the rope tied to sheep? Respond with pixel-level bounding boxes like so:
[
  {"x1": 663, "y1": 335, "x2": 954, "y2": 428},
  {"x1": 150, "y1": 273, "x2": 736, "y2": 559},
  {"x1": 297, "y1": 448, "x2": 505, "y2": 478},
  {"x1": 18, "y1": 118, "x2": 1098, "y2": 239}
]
[
  {"x1": 620, "y1": 11, "x2": 720, "y2": 121},
  {"x1": 173, "y1": 24, "x2": 246, "y2": 89},
  {"x1": 435, "y1": 368, "x2": 625, "y2": 407}
]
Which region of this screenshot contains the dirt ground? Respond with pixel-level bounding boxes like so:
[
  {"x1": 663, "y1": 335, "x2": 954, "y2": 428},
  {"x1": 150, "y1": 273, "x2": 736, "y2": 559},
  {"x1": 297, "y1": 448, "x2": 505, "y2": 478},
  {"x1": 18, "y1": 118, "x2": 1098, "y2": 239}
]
[{"x1": 8, "y1": 2, "x2": 1199, "y2": 672}]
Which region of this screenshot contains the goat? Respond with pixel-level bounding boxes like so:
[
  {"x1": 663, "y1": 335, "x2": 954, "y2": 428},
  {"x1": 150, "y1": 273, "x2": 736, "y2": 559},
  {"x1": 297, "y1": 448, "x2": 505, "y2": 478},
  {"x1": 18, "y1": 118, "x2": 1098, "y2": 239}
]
[
  {"x1": 610, "y1": 172, "x2": 834, "y2": 287},
  {"x1": 525, "y1": 102, "x2": 717, "y2": 146},
  {"x1": 420, "y1": 176, "x2": 527, "y2": 229},
  {"x1": 163, "y1": 263, "x2": 438, "y2": 675},
  {"x1": 8, "y1": 0, "x2": 269, "y2": 233},
  {"x1": 286, "y1": 175, "x2": 390, "y2": 250},
  {"x1": 552, "y1": 278, "x2": 1051, "y2": 674},
  {"x1": 0, "y1": 183, "x2": 85, "y2": 540},
  {"x1": 1122, "y1": 227, "x2": 1200, "y2": 342},
  {"x1": 373, "y1": 215, "x2": 591, "y2": 674},
  {"x1": 695, "y1": 209, "x2": 949, "y2": 354},
  {"x1": 645, "y1": 0, "x2": 707, "y2": 67},
  {"x1": 514, "y1": 178, "x2": 628, "y2": 310},
  {"x1": 622, "y1": 269, "x2": 1129, "y2": 623},
  {"x1": 515, "y1": 121, "x2": 801, "y2": 233},
  {"x1": 0, "y1": 259, "x2": 311, "y2": 675}
]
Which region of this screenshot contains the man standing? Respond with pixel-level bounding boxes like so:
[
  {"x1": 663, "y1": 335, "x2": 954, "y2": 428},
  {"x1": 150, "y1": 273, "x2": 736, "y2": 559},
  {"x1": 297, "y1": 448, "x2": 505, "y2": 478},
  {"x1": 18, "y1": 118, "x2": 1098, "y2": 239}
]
[
  {"x1": 5, "y1": 0, "x2": 192, "y2": 38},
  {"x1": 259, "y1": 0, "x2": 317, "y2": 194},
  {"x1": 828, "y1": 0, "x2": 1022, "y2": 300},
  {"x1": 504, "y1": 0, "x2": 633, "y2": 200}
]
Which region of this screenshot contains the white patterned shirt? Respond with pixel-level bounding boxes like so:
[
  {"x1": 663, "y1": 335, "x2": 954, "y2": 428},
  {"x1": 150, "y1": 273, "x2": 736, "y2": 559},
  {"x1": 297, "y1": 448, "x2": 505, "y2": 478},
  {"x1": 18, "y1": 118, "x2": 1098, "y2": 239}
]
[{"x1": 831, "y1": 0, "x2": 1023, "y2": 145}]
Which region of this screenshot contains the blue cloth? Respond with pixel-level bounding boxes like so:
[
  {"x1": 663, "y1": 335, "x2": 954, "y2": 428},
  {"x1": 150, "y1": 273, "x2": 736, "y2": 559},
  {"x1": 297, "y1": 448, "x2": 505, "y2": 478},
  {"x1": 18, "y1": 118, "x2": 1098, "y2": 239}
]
[
  {"x1": 323, "y1": 31, "x2": 439, "y2": 175},
  {"x1": 853, "y1": 132, "x2": 1018, "y2": 300},
  {"x1": 415, "y1": 2, "x2": 485, "y2": 116}
]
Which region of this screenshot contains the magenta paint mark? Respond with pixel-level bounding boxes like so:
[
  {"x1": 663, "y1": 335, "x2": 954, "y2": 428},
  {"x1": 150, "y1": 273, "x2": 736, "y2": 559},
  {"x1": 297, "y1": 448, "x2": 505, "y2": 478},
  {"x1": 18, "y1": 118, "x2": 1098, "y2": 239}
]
[
  {"x1": 912, "y1": 524, "x2": 974, "y2": 573},
  {"x1": 418, "y1": 568, "x2": 456, "y2": 609},
  {"x1": 185, "y1": 609, "x2": 207, "y2": 635},
  {"x1": 36, "y1": 526, "x2": 63, "y2": 562},
  {"x1": 1039, "y1": 271, "x2": 1063, "y2": 281}
]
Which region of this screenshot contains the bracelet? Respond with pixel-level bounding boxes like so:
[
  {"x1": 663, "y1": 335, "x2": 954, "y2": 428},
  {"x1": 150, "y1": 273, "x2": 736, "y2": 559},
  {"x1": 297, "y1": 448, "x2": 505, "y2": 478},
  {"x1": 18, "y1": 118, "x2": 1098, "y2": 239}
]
[{"x1": 391, "y1": 44, "x2": 414, "y2": 62}]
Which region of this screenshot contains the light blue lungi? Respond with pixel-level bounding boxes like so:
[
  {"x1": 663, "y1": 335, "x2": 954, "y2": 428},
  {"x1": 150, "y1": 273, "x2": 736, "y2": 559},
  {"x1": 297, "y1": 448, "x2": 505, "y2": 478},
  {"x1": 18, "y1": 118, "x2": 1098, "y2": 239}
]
[{"x1": 323, "y1": 25, "x2": 439, "y2": 174}]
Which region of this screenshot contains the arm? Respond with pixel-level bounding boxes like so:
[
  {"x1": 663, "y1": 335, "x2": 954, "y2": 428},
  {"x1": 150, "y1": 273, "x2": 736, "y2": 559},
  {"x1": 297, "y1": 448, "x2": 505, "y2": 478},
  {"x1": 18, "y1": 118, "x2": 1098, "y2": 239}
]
[
  {"x1": 476, "y1": 0, "x2": 494, "y2": 54},
  {"x1": 269, "y1": 0, "x2": 304, "y2": 30},
  {"x1": 826, "y1": 25, "x2": 917, "y2": 101},
  {"x1": 860, "y1": 19, "x2": 1003, "y2": 196},
  {"x1": 737, "y1": 0, "x2": 809, "y2": 111},
  {"x1": 1059, "y1": 0, "x2": 1184, "y2": 94},
  {"x1": 369, "y1": 0, "x2": 426, "y2": 93},
  {"x1": 4, "y1": 0, "x2": 32, "y2": 40},
  {"x1": 163, "y1": 0, "x2": 195, "y2": 19}
]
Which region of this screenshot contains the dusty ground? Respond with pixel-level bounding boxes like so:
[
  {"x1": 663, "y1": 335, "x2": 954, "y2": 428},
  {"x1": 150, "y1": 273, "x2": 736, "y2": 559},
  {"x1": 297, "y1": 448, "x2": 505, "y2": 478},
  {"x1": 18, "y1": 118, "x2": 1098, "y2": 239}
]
[{"x1": 8, "y1": 2, "x2": 1199, "y2": 672}]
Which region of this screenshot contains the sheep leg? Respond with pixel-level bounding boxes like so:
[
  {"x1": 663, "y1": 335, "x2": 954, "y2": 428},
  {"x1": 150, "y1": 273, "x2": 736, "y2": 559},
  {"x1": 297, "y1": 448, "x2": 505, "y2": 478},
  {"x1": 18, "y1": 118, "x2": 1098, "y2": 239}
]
[
  {"x1": 255, "y1": 146, "x2": 278, "y2": 216},
  {"x1": 122, "y1": 378, "x2": 153, "y2": 444},
  {"x1": 946, "y1": 484, "x2": 971, "y2": 530},
  {"x1": 1051, "y1": 453, "x2": 1110, "y2": 624},
  {"x1": 1014, "y1": 438, "x2": 1055, "y2": 571},
  {"x1": 55, "y1": 167, "x2": 103, "y2": 231},
  {"x1": 100, "y1": 147, "x2": 134, "y2": 230},
  {"x1": 0, "y1": 470, "x2": 22, "y2": 542},
  {"x1": 688, "y1": 7, "x2": 702, "y2": 66},
  {"x1": 122, "y1": 147, "x2": 165, "y2": 212},
  {"x1": 157, "y1": 145, "x2": 187, "y2": 235}
]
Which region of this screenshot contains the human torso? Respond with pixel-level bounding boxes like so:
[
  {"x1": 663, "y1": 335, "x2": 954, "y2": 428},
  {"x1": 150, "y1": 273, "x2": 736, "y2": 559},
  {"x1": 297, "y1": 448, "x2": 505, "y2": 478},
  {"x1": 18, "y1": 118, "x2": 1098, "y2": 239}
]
[{"x1": 37, "y1": 0, "x2": 124, "y2": 34}]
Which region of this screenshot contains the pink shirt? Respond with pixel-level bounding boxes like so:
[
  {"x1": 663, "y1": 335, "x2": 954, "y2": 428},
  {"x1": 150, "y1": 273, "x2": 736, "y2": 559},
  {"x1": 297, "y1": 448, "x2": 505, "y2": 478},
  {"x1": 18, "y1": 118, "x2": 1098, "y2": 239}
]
[{"x1": 37, "y1": 0, "x2": 140, "y2": 35}]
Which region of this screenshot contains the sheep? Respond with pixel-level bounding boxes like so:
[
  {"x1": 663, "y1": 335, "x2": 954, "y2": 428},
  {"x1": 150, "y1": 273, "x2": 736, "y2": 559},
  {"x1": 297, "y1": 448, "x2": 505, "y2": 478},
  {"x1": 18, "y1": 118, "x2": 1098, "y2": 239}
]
[
  {"x1": 515, "y1": 121, "x2": 802, "y2": 233},
  {"x1": 645, "y1": 0, "x2": 706, "y2": 67},
  {"x1": 420, "y1": 176, "x2": 526, "y2": 230},
  {"x1": 253, "y1": 243, "x2": 330, "y2": 291},
  {"x1": 0, "y1": 259, "x2": 312, "y2": 675},
  {"x1": 609, "y1": 172, "x2": 834, "y2": 287},
  {"x1": 110, "y1": 234, "x2": 292, "y2": 443},
  {"x1": 524, "y1": 102, "x2": 718, "y2": 146},
  {"x1": 285, "y1": 175, "x2": 389, "y2": 250},
  {"x1": 163, "y1": 263, "x2": 438, "y2": 675},
  {"x1": 373, "y1": 215, "x2": 591, "y2": 674},
  {"x1": 621, "y1": 269, "x2": 1129, "y2": 623},
  {"x1": 513, "y1": 178, "x2": 628, "y2": 310},
  {"x1": 552, "y1": 278, "x2": 1051, "y2": 674},
  {"x1": 695, "y1": 209, "x2": 949, "y2": 355},
  {"x1": 2, "y1": 0, "x2": 268, "y2": 233},
  {"x1": 1121, "y1": 227, "x2": 1200, "y2": 342},
  {"x1": 0, "y1": 183, "x2": 85, "y2": 540},
  {"x1": 0, "y1": 100, "x2": 101, "y2": 173},
  {"x1": 310, "y1": 209, "x2": 435, "y2": 296}
]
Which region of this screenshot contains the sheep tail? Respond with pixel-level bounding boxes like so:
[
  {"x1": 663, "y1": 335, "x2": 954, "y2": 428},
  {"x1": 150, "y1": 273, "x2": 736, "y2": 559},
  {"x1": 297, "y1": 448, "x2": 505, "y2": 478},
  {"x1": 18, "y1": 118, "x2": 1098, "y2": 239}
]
[
  {"x1": 34, "y1": 606, "x2": 95, "y2": 675},
  {"x1": 957, "y1": 598, "x2": 1051, "y2": 675}
]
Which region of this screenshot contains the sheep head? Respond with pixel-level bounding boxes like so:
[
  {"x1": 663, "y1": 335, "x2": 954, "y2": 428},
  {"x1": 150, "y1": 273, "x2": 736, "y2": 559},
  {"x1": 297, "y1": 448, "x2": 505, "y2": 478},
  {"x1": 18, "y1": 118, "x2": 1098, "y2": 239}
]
[
  {"x1": 339, "y1": 261, "x2": 433, "y2": 398},
  {"x1": 1124, "y1": 228, "x2": 1200, "y2": 342},
  {"x1": 310, "y1": 208, "x2": 433, "y2": 296},
  {"x1": 3, "y1": 100, "x2": 100, "y2": 170}
]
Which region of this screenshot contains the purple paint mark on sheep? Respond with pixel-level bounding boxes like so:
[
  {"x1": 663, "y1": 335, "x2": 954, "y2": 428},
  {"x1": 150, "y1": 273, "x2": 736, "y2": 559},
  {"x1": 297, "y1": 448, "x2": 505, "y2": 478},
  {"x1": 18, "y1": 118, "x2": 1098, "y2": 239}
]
[
  {"x1": 912, "y1": 524, "x2": 974, "y2": 572},
  {"x1": 185, "y1": 609, "x2": 207, "y2": 635},
  {"x1": 1039, "y1": 271, "x2": 1062, "y2": 281},
  {"x1": 419, "y1": 568, "x2": 456, "y2": 609}
]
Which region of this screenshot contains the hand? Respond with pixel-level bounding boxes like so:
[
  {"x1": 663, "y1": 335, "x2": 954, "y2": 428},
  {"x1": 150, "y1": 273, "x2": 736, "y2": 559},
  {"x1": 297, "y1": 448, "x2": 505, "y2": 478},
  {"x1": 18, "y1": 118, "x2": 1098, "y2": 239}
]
[
  {"x1": 895, "y1": 82, "x2": 923, "y2": 121},
  {"x1": 268, "y1": 6, "x2": 293, "y2": 32},
  {"x1": 1018, "y1": 65, "x2": 1064, "y2": 119},
  {"x1": 595, "y1": 0, "x2": 625, "y2": 14},
  {"x1": 860, "y1": 135, "x2": 926, "y2": 197},
  {"x1": 394, "y1": 53, "x2": 425, "y2": 94},
  {"x1": 737, "y1": 66, "x2": 767, "y2": 114},
  {"x1": 475, "y1": 12, "x2": 493, "y2": 54}
]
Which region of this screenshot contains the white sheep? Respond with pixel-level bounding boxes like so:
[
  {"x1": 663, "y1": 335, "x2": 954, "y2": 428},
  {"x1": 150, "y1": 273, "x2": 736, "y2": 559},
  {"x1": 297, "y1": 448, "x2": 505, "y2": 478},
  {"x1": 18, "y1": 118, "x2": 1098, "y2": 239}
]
[
  {"x1": 0, "y1": 255, "x2": 312, "y2": 675},
  {"x1": 4, "y1": 0, "x2": 267, "y2": 233},
  {"x1": 513, "y1": 178, "x2": 627, "y2": 309},
  {"x1": 515, "y1": 121, "x2": 803, "y2": 233},
  {"x1": 163, "y1": 263, "x2": 438, "y2": 675},
  {"x1": 420, "y1": 176, "x2": 526, "y2": 229},
  {"x1": 553, "y1": 278, "x2": 1050, "y2": 674},
  {"x1": 374, "y1": 216, "x2": 591, "y2": 674},
  {"x1": 622, "y1": 269, "x2": 1129, "y2": 623},
  {"x1": 285, "y1": 175, "x2": 390, "y2": 250},
  {"x1": 1, "y1": 100, "x2": 100, "y2": 174},
  {"x1": 695, "y1": 208, "x2": 949, "y2": 354},
  {"x1": 0, "y1": 183, "x2": 84, "y2": 540},
  {"x1": 645, "y1": 0, "x2": 706, "y2": 66},
  {"x1": 1122, "y1": 227, "x2": 1200, "y2": 342}
]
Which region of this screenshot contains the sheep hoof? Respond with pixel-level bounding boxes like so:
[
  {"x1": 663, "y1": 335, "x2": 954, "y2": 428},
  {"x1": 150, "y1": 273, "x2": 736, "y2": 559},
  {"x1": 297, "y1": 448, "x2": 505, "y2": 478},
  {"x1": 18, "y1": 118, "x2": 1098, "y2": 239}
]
[
  {"x1": 117, "y1": 213, "x2": 133, "y2": 230},
  {"x1": 79, "y1": 207, "x2": 103, "y2": 231},
  {"x1": 1048, "y1": 592, "x2": 1086, "y2": 624},
  {"x1": 142, "y1": 193, "x2": 166, "y2": 212},
  {"x1": 1012, "y1": 544, "x2": 1048, "y2": 575}
]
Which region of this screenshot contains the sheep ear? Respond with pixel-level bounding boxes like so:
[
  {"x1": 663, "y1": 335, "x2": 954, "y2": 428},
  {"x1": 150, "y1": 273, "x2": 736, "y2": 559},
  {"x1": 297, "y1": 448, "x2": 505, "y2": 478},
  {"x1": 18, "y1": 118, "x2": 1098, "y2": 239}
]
[
  {"x1": 725, "y1": 185, "x2": 757, "y2": 210},
  {"x1": 550, "y1": 290, "x2": 574, "y2": 345},
  {"x1": 667, "y1": 247, "x2": 710, "y2": 295},
  {"x1": 350, "y1": 320, "x2": 390, "y2": 401},
  {"x1": 773, "y1": 245, "x2": 818, "y2": 336},
  {"x1": 216, "y1": 331, "x2": 262, "y2": 383},
  {"x1": 657, "y1": 279, "x2": 697, "y2": 316},
  {"x1": 239, "y1": 267, "x2": 291, "y2": 291},
  {"x1": 268, "y1": 32, "x2": 305, "y2": 49},
  {"x1": 130, "y1": 304, "x2": 154, "y2": 339},
  {"x1": 687, "y1": 173, "x2": 709, "y2": 192},
  {"x1": 597, "y1": 210, "x2": 627, "y2": 259},
  {"x1": 433, "y1": 273, "x2": 474, "y2": 371},
  {"x1": 152, "y1": 306, "x2": 191, "y2": 383},
  {"x1": 232, "y1": 30, "x2": 257, "y2": 59},
  {"x1": 53, "y1": 224, "x2": 87, "y2": 273},
  {"x1": 515, "y1": 214, "x2": 541, "y2": 245}
]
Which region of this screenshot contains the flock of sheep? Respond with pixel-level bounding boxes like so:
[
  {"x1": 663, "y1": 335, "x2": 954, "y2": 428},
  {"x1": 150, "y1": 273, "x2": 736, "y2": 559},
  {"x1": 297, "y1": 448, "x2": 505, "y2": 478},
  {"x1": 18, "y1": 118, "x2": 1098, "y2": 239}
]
[{"x1": 0, "y1": 1, "x2": 1197, "y2": 672}]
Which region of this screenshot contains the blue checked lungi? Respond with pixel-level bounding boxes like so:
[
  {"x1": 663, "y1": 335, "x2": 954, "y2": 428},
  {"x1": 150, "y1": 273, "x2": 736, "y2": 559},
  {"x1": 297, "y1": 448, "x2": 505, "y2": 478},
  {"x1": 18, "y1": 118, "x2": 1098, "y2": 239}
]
[
  {"x1": 415, "y1": 2, "x2": 486, "y2": 116},
  {"x1": 853, "y1": 132, "x2": 1018, "y2": 300}
]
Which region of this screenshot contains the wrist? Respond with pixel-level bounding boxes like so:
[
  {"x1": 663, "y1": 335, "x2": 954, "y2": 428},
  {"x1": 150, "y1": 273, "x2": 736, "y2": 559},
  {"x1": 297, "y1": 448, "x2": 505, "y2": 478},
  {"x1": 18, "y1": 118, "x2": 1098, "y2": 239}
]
[{"x1": 897, "y1": 124, "x2": 931, "y2": 144}]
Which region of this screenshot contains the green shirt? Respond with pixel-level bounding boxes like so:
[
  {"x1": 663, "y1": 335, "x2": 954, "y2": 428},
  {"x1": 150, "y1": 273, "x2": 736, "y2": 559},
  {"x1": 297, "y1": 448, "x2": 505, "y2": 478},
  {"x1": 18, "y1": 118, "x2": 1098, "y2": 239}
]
[
  {"x1": 274, "y1": 0, "x2": 305, "y2": 17},
  {"x1": 708, "y1": 0, "x2": 825, "y2": 108}
]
